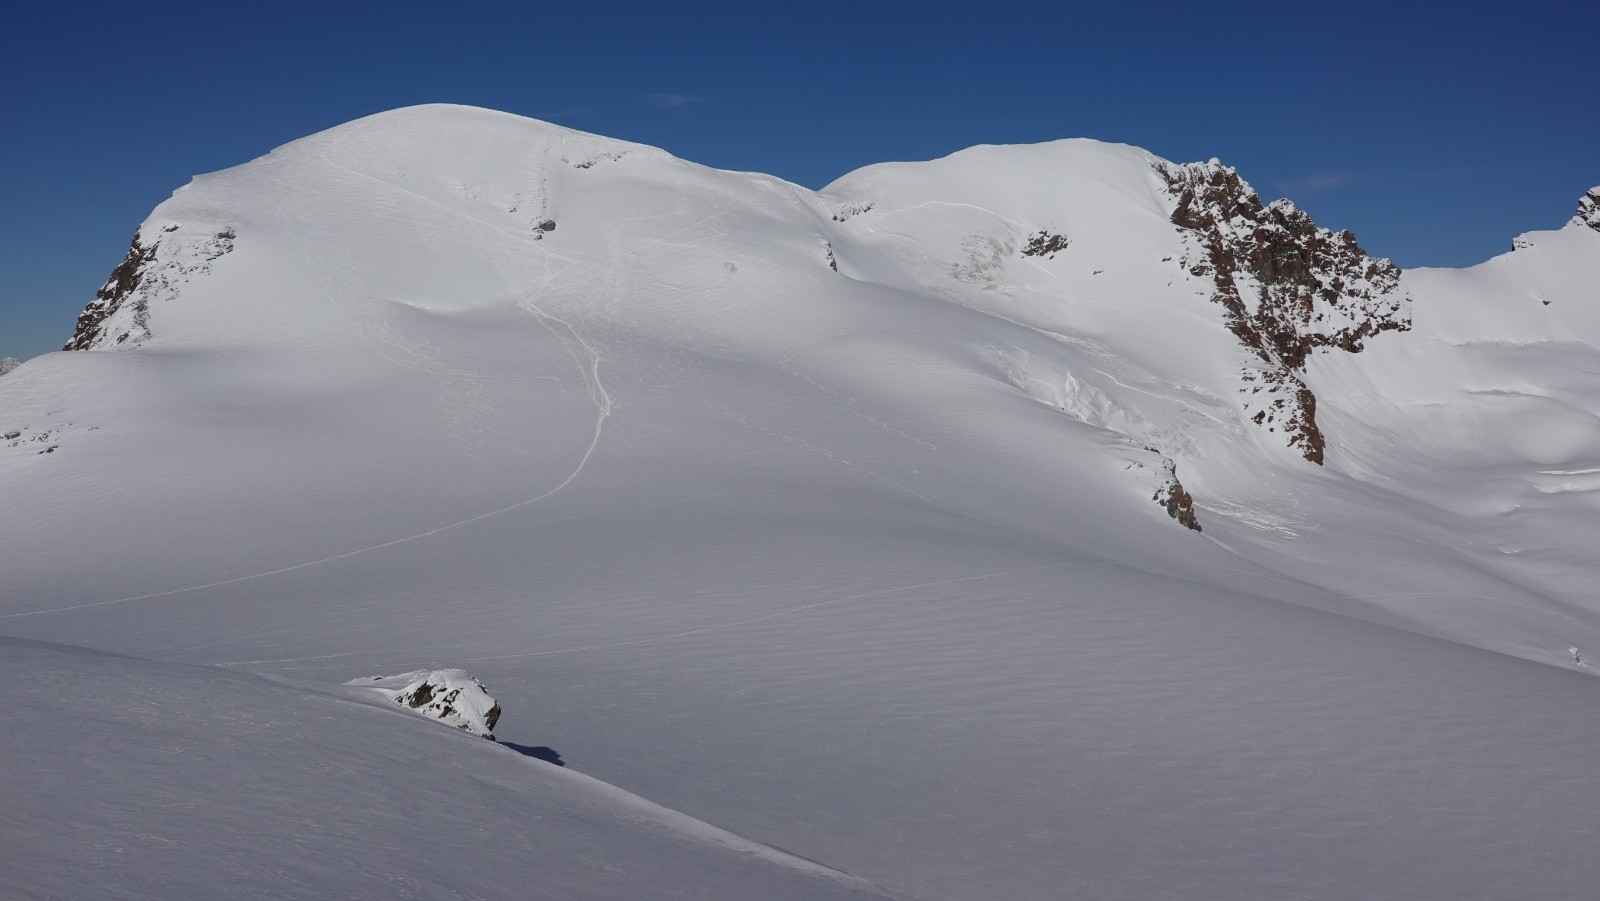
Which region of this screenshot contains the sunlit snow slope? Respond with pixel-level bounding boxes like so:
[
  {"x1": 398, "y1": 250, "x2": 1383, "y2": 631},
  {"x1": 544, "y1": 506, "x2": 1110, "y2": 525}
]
[{"x1": 3, "y1": 104, "x2": 1598, "y2": 900}]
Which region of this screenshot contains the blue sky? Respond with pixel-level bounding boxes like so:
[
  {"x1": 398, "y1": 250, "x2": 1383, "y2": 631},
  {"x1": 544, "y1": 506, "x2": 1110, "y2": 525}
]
[{"x1": 3, "y1": 1, "x2": 1596, "y2": 362}]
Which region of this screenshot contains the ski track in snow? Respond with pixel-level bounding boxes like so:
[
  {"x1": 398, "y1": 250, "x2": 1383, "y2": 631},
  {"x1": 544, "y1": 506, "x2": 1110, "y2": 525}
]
[
  {"x1": 1, "y1": 137, "x2": 615, "y2": 623},
  {"x1": 9, "y1": 131, "x2": 1587, "y2": 678}
]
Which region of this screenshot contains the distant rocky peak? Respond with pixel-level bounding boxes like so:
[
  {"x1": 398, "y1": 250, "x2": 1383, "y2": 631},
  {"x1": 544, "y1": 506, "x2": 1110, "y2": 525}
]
[
  {"x1": 1573, "y1": 187, "x2": 1600, "y2": 231},
  {"x1": 1158, "y1": 160, "x2": 1409, "y2": 464}
]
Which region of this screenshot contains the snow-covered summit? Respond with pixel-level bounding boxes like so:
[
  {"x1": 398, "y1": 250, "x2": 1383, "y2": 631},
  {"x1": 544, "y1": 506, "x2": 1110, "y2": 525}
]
[
  {"x1": 24, "y1": 101, "x2": 1600, "y2": 659},
  {"x1": 5, "y1": 104, "x2": 1600, "y2": 900}
]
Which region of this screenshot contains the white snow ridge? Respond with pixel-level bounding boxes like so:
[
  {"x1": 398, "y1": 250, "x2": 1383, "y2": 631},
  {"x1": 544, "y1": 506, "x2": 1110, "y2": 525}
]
[{"x1": 3, "y1": 104, "x2": 1600, "y2": 900}]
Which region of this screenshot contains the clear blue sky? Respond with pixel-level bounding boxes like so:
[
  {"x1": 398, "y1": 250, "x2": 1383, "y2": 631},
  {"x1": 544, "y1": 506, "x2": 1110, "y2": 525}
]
[{"x1": 3, "y1": 0, "x2": 1596, "y2": 362}]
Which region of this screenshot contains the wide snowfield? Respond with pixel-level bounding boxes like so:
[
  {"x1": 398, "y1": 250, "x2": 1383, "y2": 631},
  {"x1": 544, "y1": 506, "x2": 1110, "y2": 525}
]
[{"x1": 3, "y1": 105, "x2": 1597, "y2": 899}]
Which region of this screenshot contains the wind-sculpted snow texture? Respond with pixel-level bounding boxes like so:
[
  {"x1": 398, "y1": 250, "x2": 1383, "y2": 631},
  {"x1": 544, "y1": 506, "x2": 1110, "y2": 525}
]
[
  {"x1": 0, "y1": 637, "x2": 889, "y2": 901},
  {"x1": 4, "y1": 105, "x2": 1600, "y2": 900}
]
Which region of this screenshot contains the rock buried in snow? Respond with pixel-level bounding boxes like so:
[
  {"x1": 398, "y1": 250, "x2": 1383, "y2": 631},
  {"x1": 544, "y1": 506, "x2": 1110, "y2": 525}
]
[{"x1": 352, "y1": 669, "x2": 502, "y2": 739}]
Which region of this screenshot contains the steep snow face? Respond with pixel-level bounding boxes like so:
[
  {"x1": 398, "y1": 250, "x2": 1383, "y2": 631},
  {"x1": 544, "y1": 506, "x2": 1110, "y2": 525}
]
[
  {"x1": 1306, "y1": 208, "x2": 1600, "y2": 647},
  {"x1": 4, "y1": 105, "x2": 1600, "y2": 899}
]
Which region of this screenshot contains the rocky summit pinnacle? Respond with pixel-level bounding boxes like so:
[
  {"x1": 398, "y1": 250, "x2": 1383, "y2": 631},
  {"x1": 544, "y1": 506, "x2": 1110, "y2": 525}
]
[
  {"x1": 1573, "y1": 186, "x2": 1600, "y2": 231},
  {"x1": 1155, "y1": 159, "x2": 1408, "y2": 464}
]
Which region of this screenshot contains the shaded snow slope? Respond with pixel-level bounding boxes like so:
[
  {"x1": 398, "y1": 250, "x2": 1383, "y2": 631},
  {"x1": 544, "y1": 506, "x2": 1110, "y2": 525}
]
[
  {"x1": 3, "y1": 104, "x2": 1599, "y2": 899},
  {"x1": 0, "y1": 636, "x2": 888, "y2": 901}
]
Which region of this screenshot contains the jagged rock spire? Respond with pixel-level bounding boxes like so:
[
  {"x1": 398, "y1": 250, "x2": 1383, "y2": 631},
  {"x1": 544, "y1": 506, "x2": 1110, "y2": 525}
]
[{"x1": 1572, "y1": 187, "x2": 1600, "y2": 231}]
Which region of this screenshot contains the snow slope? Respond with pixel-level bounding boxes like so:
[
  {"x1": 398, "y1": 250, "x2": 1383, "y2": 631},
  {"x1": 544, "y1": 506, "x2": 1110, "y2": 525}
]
[
  {"x1": 2, "y1": 104, "x2": 1598, "y2": 898},
  {"x1": 0, "y1": 636, "x2": 888, "y2": 901}
]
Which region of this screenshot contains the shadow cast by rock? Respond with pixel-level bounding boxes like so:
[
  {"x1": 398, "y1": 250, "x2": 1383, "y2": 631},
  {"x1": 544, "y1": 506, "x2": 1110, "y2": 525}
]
[{"x1": 501, "y1": 742, "x2": 566, "y2": 766}]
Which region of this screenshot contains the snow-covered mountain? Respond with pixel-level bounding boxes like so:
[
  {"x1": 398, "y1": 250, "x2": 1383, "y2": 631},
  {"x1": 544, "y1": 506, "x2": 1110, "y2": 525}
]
[{"x1": 3, "y1": 104, "x2": 1598, "y2": 900}]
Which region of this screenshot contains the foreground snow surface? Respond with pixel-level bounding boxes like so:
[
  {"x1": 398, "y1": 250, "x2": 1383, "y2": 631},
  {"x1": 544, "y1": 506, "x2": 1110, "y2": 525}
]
[
  {"x1": 3, "y1": 105, "x2": 1599, "y2": 898},
  {"x1": 0, "y1": 636, "x2": 885, "y2": 900}
]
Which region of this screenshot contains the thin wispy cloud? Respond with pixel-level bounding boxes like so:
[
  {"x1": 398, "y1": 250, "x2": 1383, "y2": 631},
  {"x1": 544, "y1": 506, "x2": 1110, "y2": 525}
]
[
  {"x1": 643, "y1": 92, "x2": 704, "y2": 109},
  {"x1": 1272, "y1": 173, "x2": 1363, "y2": 196},
  {"x1": 1407, "y1": 165, "x2": 1488, "y2": 183}
]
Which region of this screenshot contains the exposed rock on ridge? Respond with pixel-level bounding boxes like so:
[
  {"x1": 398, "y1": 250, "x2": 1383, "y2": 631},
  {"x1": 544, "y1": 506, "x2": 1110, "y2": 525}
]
[
  {"x1": 1158, "y1": 161, "x2": 1409, "y2": 464},
  {"x1": 65, "y1": 231, "x2": 159, "y2": 351},
  {"x1": 64, "y1": 225, "x2": 236, "y2": 351},
  {"x1": 1573, "y1": 187, "x2": 1600, "y2": 231},
  {"x1": 0, "y1": 358, "x2": 19, "y2": 377}
]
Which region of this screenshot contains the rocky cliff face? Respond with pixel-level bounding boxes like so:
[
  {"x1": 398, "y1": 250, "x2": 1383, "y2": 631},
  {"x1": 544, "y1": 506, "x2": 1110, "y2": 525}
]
[
  {"x1": 1573, "y1": 187, "x2": 1600, "y2": 231},
  {"x1": 64, "y1": 225, "x2": 235, "y2": 351},
  {"x1": 0, "y1": 358, "x2": 19, "y2": 377},
  {"x1": 1158, "y1": 161, "x2": 1409, "y2": 463},
  {"x1": 64, "y1": 231, "x2": 158, "y2": 351}
]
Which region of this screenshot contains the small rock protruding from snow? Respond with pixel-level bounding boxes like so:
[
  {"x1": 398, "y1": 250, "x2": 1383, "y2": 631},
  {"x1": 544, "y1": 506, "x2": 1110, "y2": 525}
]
[
  {"x1": 353, "y1": 669, "x2": 503, "y2": 739},
  {"x1": 1148, "y1": 453, "x2": 1202, "y2": 532},
  {"x1": 0, "y1": 358, "x2": 20, "y2": 377},
  {"x1": 1020, "y1": 230, "x2": 1069, "y2": 259},
  {"x1": 1572, "y1": 187, "x2": 1600, "y2": 232}
]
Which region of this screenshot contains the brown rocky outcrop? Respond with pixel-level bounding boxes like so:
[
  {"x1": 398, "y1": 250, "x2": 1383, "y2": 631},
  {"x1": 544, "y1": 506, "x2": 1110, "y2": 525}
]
[
  {"x1": 64, "y1": 226, "x2": 235, "y2": 351},
  {"x1": 1158, "y1": 161, "x2": 1409, "y2": 464},
  {"x1": 65, "y1": 232, "x2": 160, "y2": 351},
  {"x1": 1152, "y1": 457, "x2": 1201, "y2": 531}
]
